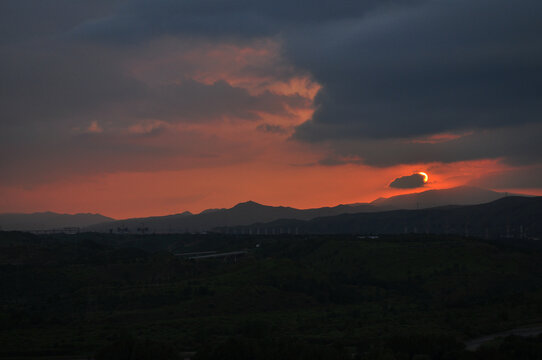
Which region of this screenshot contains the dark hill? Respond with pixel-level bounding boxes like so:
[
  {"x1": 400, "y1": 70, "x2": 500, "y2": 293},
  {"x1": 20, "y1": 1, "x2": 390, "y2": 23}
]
[
  {"x1": 86, "y1": 201, "x2": 376, "y2": 233},
  {"x1": 219, "y1": 196, "x2": 542, "y2": 239},
  {"x1": 370, "y1": 185, "x2": 510, "y2": 210}
]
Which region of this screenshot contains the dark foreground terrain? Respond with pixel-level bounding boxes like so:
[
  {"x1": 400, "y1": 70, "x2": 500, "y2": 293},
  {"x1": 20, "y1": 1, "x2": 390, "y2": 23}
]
[{"x1": 1, "y1": 231, "x2": 542, "y2": 359}]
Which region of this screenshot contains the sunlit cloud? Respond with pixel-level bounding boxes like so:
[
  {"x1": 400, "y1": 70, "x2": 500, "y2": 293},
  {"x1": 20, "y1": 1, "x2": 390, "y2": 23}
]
[{"x1": 85, "y1": 121, "x2": 103, "y2": 134}]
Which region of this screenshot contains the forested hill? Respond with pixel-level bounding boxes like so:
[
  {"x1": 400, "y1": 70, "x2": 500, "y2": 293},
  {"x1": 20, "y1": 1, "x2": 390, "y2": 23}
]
[{"x1": 217, "y1": 196, "x2": 542, "y2": 239}]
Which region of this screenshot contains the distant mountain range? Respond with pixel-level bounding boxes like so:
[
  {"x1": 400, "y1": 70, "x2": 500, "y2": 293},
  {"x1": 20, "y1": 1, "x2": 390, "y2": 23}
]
[
  {"x1": 84, "y1": 186, "x2": 518, "y2": 234},
  {"x1": 369, "y1": 186, "x2": 509, "y2": 210},
  {"x1": 219, "y1": 196, "x2": 542, "y2": 240},
  {"x1": 0, "y1": 186, "x2": 526, "y2": 233},
  {"x1": 85, "y1": 201, "x2": 376, "y2": 233},
  {"x1": 0, "y1": 212, "x2": 114, "y2": 231}
]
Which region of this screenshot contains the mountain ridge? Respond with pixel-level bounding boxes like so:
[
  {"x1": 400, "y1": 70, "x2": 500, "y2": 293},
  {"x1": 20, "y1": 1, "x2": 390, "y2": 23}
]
[
  {"x1": 369, "y1": 185, "x2": 512, "y2": 210},
  {"x1": 219, "y1": 196, "x2": 542, "y2": 239},
  {"x1": 85, "y1": 201, "x2": 377, "y2": 233},
  {"x1": 84, "y1": 186, "x2": 523, "y2": 234},
  {"x1": 2, "y1": 186, "x2": 530, "y2": 233}
]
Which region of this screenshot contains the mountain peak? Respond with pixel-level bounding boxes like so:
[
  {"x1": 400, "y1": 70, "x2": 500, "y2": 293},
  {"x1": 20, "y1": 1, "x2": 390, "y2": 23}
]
[
  {"x1": 176, "y1": 211, "x2": 193, "y2": 216},
  {"x1": 232, "y1": 200, "x2": 264, "y2": 209},
  {"x1": 370, "y1": 185, "x2": 505, "y2": 210}
]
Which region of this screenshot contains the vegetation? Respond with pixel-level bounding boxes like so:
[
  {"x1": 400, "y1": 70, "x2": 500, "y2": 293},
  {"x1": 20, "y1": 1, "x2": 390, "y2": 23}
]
[{"x1": 1, "y1": 231, "x2": 542, "y2": 358}]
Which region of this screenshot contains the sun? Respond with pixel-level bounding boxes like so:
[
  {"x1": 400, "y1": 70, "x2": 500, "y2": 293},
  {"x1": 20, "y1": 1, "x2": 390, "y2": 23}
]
[{"x1": 418, "y1": 172, "x2": 429, "y2": 183}]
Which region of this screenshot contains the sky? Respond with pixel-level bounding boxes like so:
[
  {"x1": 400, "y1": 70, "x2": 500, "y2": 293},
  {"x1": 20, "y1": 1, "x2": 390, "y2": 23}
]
[{"x1": 1, "y1": 0, "x2": 541, "y2": 219}]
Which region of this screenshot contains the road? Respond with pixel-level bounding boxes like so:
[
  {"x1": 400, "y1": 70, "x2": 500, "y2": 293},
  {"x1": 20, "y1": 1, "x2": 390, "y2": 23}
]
[{"x1": 465, "y1": 324, "x2": 542, "y2": 351}]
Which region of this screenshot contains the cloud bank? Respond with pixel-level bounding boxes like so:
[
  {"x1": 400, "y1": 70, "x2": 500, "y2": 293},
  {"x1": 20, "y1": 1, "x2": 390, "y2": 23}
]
[{"x1": 1, "y1": 0, "x2": 541, "y2": 193}]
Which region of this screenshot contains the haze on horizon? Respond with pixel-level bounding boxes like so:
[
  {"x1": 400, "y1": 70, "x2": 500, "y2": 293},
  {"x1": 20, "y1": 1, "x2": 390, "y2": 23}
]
[{"x1": 1, "y1": 0, "x2": 541, "y2": 218}]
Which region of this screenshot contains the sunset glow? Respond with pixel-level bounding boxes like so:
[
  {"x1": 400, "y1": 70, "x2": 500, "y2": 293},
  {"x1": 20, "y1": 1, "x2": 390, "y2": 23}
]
[
  {"x1": 2, "y1": 3, "x2": 542, "y2": 358},
  {"x1": 0, "y1": 0, "x2": 540, "y2": 219}
]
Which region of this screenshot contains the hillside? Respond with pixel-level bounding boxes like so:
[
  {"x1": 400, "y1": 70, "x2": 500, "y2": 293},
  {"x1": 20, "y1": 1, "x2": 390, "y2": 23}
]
[
  {"x1": 220, "y1": 196, "x2": 542, "y2": 239},
  {"x1": 370, "y1": 186, "x2": 509, "y2": 210}
]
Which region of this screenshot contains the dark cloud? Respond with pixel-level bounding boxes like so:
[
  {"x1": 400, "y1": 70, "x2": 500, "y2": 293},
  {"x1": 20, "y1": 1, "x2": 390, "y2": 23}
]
[
  {"x1": 0, "y1": 0, "x2": 122, "y2": 45},
  {"x1": 316, "y1": 123, "x2": 542, "y2": 167},
  {"x1": 0, "y1": 44, "x2": 144, "y2": 127},
  {"x1": 289, "y1": 122, "x2": 542, "y2": 170},
  {"x1": 389, "y1": 173, "x2": 426, "y2": 189},
  {"x1": 256, "y1": 123, "x2": 287, "y2": 134},
  {"x1": 70, "y1": 0, "x2": 417, "y2": 43},
  {"x1": 291, "y1": 0, "x2": 542, "y2": 142},
  {"x1": 0, "y1": 39, "x2": 310, "y2": 186},
  {"x1": 1, "y1": 0, "x2": 541, "y2": 188},
  {"x1": 142, "y1": 79, "x2": 309, "y2": 122},
  {"x1": 71, "y1": 0, "x2": 541, "y2": 168},
  {"x1": 0, "y1": 46, "x2": 307, "y2": 127}
]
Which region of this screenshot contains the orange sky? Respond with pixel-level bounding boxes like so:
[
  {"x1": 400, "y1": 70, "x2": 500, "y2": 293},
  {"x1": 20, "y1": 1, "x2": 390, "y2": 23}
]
[{"x1": 0, "y1": 157, "x2": 528, "y2": 219}]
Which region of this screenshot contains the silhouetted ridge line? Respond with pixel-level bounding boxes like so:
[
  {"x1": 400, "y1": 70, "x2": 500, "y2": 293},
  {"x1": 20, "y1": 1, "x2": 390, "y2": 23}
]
[
  {"x1": 82, "y1": 186, "x2": 531, "y2": 234},
  {"x1": 0, "y1": 212, "x2": 114, "y2": 231},
  {"x1": 85, "y1": 201, "x2": 375, "y2": 233},
  {"x1": 218, "y1": 196, "x2": 542, "y2": 239}
]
